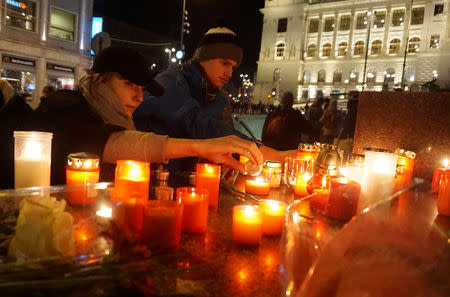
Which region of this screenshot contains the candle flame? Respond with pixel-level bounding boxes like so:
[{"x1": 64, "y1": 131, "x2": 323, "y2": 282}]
[
  {"x1": 243, "y1": 205, "x2": 258, "y2": 216},
  {"x1": 321, "y1": 176, "x2": 327, "y2": 188},
  {"x1": 255, "y1": 176, "x2": 265, "y2": 183},
  {"x1": 444, "y1": 158, "x2": 449, "y2": 167},
  {"x1": 24, "y1": 141, "x2": 43, "y2": 158},
  {"x1": 340, "y1": 168, "x2": 348, "y2": 177},
  {"x1": 96, "y1": 206, "x2": 112, "y2": 218},
  {"x1": 206, "y1": 166, "x2": 213, "y2": 173},
  {"x1": 129, "y1": 165, "x2": 142, "y2": 179}
]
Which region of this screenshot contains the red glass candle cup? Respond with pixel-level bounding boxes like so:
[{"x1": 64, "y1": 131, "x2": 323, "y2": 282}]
[
  {"x1": 114, "y1": 160, "x2": 150, "y2": 201},
  {"x1": 196, "y1": 163, "x2": 221, "y2": 208},
  {"x1": 326, "y1": 177, "x2": 361, "y2": 220},
  {"x1": 438, "y1": 171, "x2": 450, "y2": 216},
  {"x1": 177, "y1": 187, "x2": 209, "y2": 233},
  {"x1": 66, "y1": 153, "x2": 100, "y2": 206}
]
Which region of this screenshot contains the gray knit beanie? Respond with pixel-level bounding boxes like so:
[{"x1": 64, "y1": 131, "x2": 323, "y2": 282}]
[{"x1": 193, "y1": 27, "x2": 243, "y2": 66}]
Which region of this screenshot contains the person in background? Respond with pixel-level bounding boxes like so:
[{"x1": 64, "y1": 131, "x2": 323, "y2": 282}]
[
  {"x1": 320, "y1": 99, "x2": 339, "y2": 144},
  {"x1": 261, "y1": 91, "x2": 312, "y2": 150},
  {"x1": 340, "y1": 96, "x2": 359, "y2": 139},
  {"x1": 133, "y1": 26, "x2": 292, "y2": 171},
  {"x1": 305, "y1": 97, "x2": 324, "y2": 142},
  {"x1": 0, "y1": 46, "x2": 262, "y2": 188},
  {"x1": 0, "y1": 79, "x2": 15, "y2": 108},
  {"x1": 40, "y1": 85, "x2": 55, "y2": 105}
]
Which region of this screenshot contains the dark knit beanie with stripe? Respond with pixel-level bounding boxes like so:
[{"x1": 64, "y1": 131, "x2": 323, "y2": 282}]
[{"x1": 193, "y1": 27, "x2": 243, "y2": 66}]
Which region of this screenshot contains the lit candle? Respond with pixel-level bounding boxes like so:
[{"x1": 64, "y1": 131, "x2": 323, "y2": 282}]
[
  {"x1": 111, "y1": 198, "x2": 145, "y2": 238},
  {"x1": 114, "y1": 160, "x2": 150, "y2": 201},
  {"x1": 311, "y1": 175, "x2": 329, "y2": 211},
  {"x1": 345, "y1": 153, "x2": 365, "y2": 184},
  {"x1": 196, "y1": 163, "x2": 221, "y2": 208},
  {"x1": 142, "y1": 200, "x2": 183, "y2": 252},
  {"x1": 294, "y1": 158, "x2": 314, "y2": 197},
  {"x1": 259, "y1": 199, "x2": 286, "y2": 236},
  {"x1": 432, "y1": 158, "x2": 449, "y2": 193},
  {"x1": 326, "y1": 177, "x2": 361, "y2": 220},
  {"x1": 393, "y1": 149, "x2": 416, "y2": 193},
  {"x1": 262, "y1": 160, "x2": 282, "y2": 188},
  {"x1": 232, "y1": 205, "x2": 262, "y2": 245},
  {"x1": 245, "y1": 177, "x2": 270, "y2": 196},
  {"x1": 359, "y1": 151, "x2": 398, "y2": 212},
  {"x1": 296, "y1": 143, "x2": 320, "y2": 165},
  {"x1": 239, "y1": 155, "x2": 249, "y2": 164},
  {"x1": 177, "y1": 187, "x2": 209, "y2": 234},
  {"x1": 14, "y1": 131, "x2": 53, "y2": 188},
  {"x1": 437, "y1": 171, "x2": 450, "y2": 216},
  {"x1": 66, "y1": 153, "x2": 100, "y2": 206}
]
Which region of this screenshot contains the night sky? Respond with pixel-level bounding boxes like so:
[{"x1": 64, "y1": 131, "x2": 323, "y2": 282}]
[{"x1": 93, "y1": 0, "x2": 266, "y2": 80}]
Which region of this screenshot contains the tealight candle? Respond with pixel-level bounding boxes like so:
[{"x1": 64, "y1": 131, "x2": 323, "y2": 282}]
[
  {"x1": 437, "y1": 171, "x2": 450, "y2": 216},
  {"x1": 177, "y1": 187, "x2": 209, "y2": 233},
  {"x1": 294, "y1": 158, "x2": 314, "y2": 197},
  {"x1": 196, "y1": 163, "x2": 221, "y2": 208},
  {"x1": 326, "y1": 177, "x2": 361, "y2": 220},
  {"x1": 311, "y1": 175, "x2": 329, "y2": 211},
  {"x1": 259, "y1": 199, "x2": 286, "y2": 236},
  {"x1": 359, "y1": 151, "x2": 398, "y2": 212},
  {"x1": 66, "y1": 153, "x2": 100, "y2": 206},
  {"x1": 114, "y1": 160, "x2": 150, "y2": 201},
  {"x1": 246, "y1": 177, "x2": 270, "y2": 196},
  {"x1": 142, "y1": 200, "x2": 183, "y2": 252},
  {"x1": 432, "y1": 158, "x2": 449, "y2": 193},
  {"x1": 14, "y1": 131, "x2": 53, "y2": 188},
  {"x1": 232, "y1": 205, "x2": 262, "y2": 245},
  {"x1": 296, "y1": 143, "x2": 320, "y2": 164}
]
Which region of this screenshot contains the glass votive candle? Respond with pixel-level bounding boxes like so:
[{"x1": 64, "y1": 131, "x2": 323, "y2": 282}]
[
  {"x1": 262, "y1": 160, "x2": 282, "y2": 188},
  {"x1": 196, "y1": 163, "x2": 221, "y2": 208},
  {"x1": 177, "y1": 187, "x2": 209, "y2": 234},
  {"x1": 114, "y1": 160, "x2": 150, "y2": 202},
  {"x1": 111, "y1": 198, "x2": 145, "y2": 239},
  {"x1": 437, "y1": 171, "x2": 450, "y2": 216},
  {"x1": 296, "y1": 143, "x2": 320, "y2": 164},
  {"x1": 294, "y1": 158, "x2": 314, "y2": 197},
  {"x1": 14, "y1": 131, "x2": 53, "y2": 188},
  {"x1": 232, "y1": 205, "x2": 262, "y2": 245},
  {"x1": 155, "y1": 186, "x2": 174, "y2": 200},
  {"x1": 432, "y1": 158, "x2": 449, "y2": 193},
  {"x1": 246, "y1": 176, "x2": 270, "y2": 196},
  {"x1": 142, "y1": 200, "x2": 183, "y2": 252},
  {"x1": 66, "y1": 153, "x2": 100, "y2": 206},
  {"x1": 393, "y1": 148, "x2": 416, "y2": 192},
  {"x1": 326, "y1": 177, "x2": 361, "y2": 221},
  {"x1": 259, "y1": 199, "x2": 286, "y2": 236}
]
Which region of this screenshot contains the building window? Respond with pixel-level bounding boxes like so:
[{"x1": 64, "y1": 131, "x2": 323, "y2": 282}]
[
  {"x1": 373, "y1": 11, "x2": 385, "y2": 29},
  {"x1": 273, "y1": 68, "x2": 281, "y2": 82},
  {"x1": 308, "y1": 19, "x2": 319, "y2": 33},
  {"x1": 384, "y1": 68, "x2": 395, "y2": 85},
  {"x1": 50, "y1": 7, "x2": 76, "y2": 41},
  {"x1": 337, "y1": 41, "x2": 348, "y2": 56},
  {"x1": 303, "y1": 70, "x2": 311, "y2": 84},
  {"x1": 277, "y1": 18, "x2": 288, "y2": 33},
  {"x1": 355, "y1": 13, "x2": 367, "y2": 30},
  {"x1": 318, "y1": 70, "x2": 326, "y2": 83},
  {"x1": 434, "y1": 4, "x2": 444, "y2": 16},
  {"x1": 354, "y1": 41, "x2": 365, "y2": 55},
  {"x1": 322, "y1": 43, "x2": 331, "y2": 57},
  {"x1": 333, "y1": 71, "x2": 342, "y2": 84},
  {"x1": 389, "y1": 39, "x2": 401, "y2": 54},
  {"x1": 349, "y1": 72, "x2": 358, "y2": 84},
  {"x1": 307, "y1": 44, "x2": 317, "y2": 57},
  {"x1": 411, "y1": 7, "x2": 425, "y2": 25},
  {"x1": 392, "y1": 10, "x2": 405, "y2": 26},
  {"x1": 430, "y1": 34, "x2": 440, "y2": 48},
  {"x1": 275, "y1": 43, "x2": 285, "y2": 58},
  {"x1": 366, "y1": 71, "x2": 376, "y2": 84},
  {"x1": 6, "y1": 0, "x2": 37, "y2": 31},
  {"x1": 324, "y1": 17, "x2": 335, "y2": 32},
  {"x1": 408, "y1": 37, "x2": 420, "y2": 53},
  {"x1": 339, "y1": 15, "x2": 351, "y2": 31},
  {"x1": 371, "y1": 40, "x2": 382, "y2": 55}
]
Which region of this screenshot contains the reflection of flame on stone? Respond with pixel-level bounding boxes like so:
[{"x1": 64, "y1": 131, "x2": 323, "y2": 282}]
[{"x1": 96, "y1": 206, "x2": 112, "y2": 218}]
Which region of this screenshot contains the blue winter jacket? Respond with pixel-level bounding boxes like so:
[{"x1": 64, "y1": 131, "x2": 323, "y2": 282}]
[{"x1": 133, "y1": 60, "x2": 251, "y2": 141}]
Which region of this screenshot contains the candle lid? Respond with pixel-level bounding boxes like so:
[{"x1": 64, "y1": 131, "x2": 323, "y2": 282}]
[
  {"x1": 357, "y1": 147, "x2": 392, "y2": 154},
  {"x1": 264, "y1": 160, "x2": 282, "y2": 168},
  {"x1": 394, "y1": 148, "x2": 416, "y2": 160},
  {"x1": 315, "y1": 144, "x2": 343, "y2": 176},
  {"x1": 67, "y1": 152, "x2": 100, "y2": 170},
  {"x1": 297, "y1": 143, "x2": 320, "y2": 152}
]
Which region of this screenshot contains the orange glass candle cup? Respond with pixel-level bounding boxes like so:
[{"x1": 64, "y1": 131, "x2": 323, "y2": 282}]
[
  {"x1": 142, "y1": 200, "x2": 183, "y2": 252},
  {"x1": 259, "y1": 199, "x2": 286, "y2": 236},
  {"x1": 294, "y1": 158, "x2": 314, "y2": 197},
  {"x1": 262, "y1": 160, "x2": 282, "y2": 188},
  {"x1": 114, "y1": 160, "x2": 150, "y2": 201},
  {"x1": 432, "y1": 159, "x2": 449, "y2": 193},
  {"x1": 196, "y1": 163, "x2": 221, "y2": 208},
  {"x1": 310, "y1": 175, "x2": 330, "y2": 211},
  {"x1": 437, "y1": 171, "x2": 450, "y2": 216},
  {"x1": 326, "y1": 177, "x2": 361, "y2": 220},
  {"x1": 111, "y1": 198, "x2": 145, "y2": 239},
  {"x1": 296, "y1": 143, "x2": 320, "y2": 164},
  {"x1": 393, "y1": 149, "x2": 416, "y2": 193},
  {"x1": 66, "y1": 153, "x2": 100, "y2": 206},
  {"x1": 177, "y1": 187, "x2": 209, "y2": 233},
  {"x1": 246, "y1": 177, "x2": 270, "y2": 196},
  {"x1": 232, "y1": 205, "x2": 262, "y2": 245}
]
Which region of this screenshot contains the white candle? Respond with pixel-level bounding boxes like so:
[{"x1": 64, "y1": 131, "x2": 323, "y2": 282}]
[
  {"x1": 14, "y1": 131, "x2": 52, "y2": 188},
  {"x1": 358, "y1": 151, "x2": 398, "y2": 213}
]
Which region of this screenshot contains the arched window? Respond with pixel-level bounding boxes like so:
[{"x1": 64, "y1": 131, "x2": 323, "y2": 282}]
[
  {"x1": 303, "y1": 70, "x2": 311, "y2": 84},
  {"x1": 408, "y1": 37, "x2": 420, "y2": 53},
  {"x1": 371, "y1": 40, "x2": 382, "y2": 55},
  {"x1": 389, "y1": 38, "x2": 401, "y2": 54},
  {"x1": 349, "y1": 71, "x2": 358, "y2": 84},
  {"x1": 307, "y1": 44, "x2": 317, "y2": 57},
  {"x1": 318, "y1": 69, "x2": 326, "y2": 83},
  {"x1": 354, "y1": 40, "x2": 365, "y2": 55},
  {"x1": 333, "y1": 70, "x2": 342, "y2": 84},
  {"x1": 322, "y1": 43, "x2": 331, "y2": 57},
  {"x1": 337, "y1": 41, "x2": 348, "y2": 56},
  {"x1": 275, "y1": 43, "x2": 285, "y2": 58}
]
